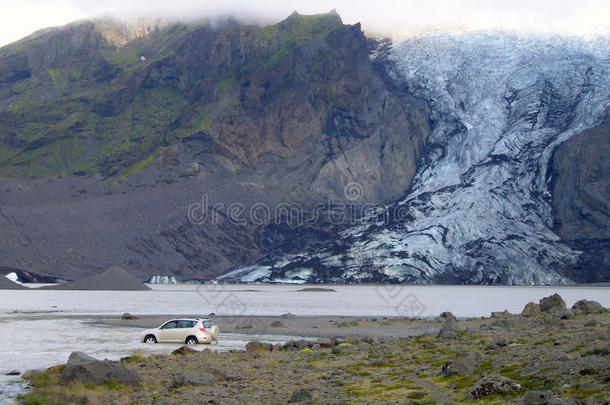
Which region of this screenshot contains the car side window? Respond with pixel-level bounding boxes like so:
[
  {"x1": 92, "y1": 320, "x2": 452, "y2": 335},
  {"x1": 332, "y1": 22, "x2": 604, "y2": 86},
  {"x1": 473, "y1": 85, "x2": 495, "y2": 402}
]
[
  {"x1": 203, "y1": 321, "x2": 213, "y2": 328},
  {"x1": 176, "y1": 320, "x2": 196, "y2": 328},
  {"x1": 161, "y1": 321, "x2": 177, "y2": 329}
]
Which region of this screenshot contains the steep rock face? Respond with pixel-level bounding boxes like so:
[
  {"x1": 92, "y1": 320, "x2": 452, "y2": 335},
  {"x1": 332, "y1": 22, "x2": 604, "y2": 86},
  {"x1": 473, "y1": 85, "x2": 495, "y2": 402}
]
[
  {"x1": 0, "y1": 12, "x2": 429, "y2": 281},
  {"x1": 234, "y1": 32, "x2": 609, "y2": 285},
  {"x1": 549, "y1": 113, "x2": 610, "y2": 282}
]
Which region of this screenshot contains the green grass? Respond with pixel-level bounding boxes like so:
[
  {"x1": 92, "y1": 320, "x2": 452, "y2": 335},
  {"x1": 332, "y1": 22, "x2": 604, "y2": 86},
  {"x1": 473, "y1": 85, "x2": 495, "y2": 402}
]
[
  {"x1": 0, "y1": 12, "x2": 346, "y2": 180},
  {"x1": 47, "y1": 69, "x2": 70, "y2": 93}
]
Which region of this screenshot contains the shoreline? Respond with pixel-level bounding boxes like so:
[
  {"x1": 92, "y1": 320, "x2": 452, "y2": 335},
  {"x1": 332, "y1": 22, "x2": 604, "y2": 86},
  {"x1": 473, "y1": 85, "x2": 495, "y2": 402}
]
[
  {"x1": 16, "y1": 295, "x2": 610, "y2": 404},
  {"x1": 98, "y1": 314, "x2": 440, "y2": 339}
]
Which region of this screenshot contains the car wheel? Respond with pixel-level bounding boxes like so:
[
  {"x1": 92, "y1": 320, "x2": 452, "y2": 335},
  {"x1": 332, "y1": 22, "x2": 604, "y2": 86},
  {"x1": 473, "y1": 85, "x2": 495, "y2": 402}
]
[
  {"x1": 185, "y1": 336, "x2": 198, "y2": 345},
  {"x1": 144, "y1": 335, "x2": 157, "y2": 344}
]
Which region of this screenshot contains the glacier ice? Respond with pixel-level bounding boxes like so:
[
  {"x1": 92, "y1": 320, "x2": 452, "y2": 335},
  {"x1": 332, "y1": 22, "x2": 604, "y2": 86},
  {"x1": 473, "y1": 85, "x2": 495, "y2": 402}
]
[{"x1": 221, "y1": 31, "x2": 610, "y2": 285}]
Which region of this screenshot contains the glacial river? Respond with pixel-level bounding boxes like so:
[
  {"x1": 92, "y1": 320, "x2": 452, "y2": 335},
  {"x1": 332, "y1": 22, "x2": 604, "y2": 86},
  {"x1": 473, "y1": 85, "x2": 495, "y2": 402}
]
[{"x1": 0, "y1": 284, "x2": 607, "y2": 402}]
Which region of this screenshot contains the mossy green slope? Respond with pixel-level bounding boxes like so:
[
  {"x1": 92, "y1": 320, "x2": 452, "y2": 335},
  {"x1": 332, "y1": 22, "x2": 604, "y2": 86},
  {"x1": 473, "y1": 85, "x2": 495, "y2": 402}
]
[{"x1": 0, "y1": 11, "x2": 347, "y2": 179}]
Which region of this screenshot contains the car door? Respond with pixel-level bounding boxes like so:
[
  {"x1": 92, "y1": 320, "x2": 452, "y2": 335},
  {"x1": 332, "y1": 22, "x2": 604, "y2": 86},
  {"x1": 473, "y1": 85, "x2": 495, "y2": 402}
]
[
  {"x1": 176, "y1": 320, "x2": 196, "y2": 342},
  {"x1": 157, "y1": 320, "x2": 179, "y2": 342}
]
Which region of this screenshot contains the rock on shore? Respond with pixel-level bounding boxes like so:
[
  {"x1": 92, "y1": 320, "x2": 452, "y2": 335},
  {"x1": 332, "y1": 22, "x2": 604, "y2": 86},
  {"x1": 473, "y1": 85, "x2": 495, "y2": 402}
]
[{"x1": 59, "y1": 351, "x2": 141, "y2": 385}]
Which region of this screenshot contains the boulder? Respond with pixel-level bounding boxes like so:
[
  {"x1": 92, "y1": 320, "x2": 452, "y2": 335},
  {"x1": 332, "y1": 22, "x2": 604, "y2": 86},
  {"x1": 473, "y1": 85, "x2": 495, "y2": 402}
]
[
  {"x1": 558, "y1": 309, "x2": 575, "y2": 320},
  {"x1": 521, "y1": 302, "x2": 541, "y2": 317},
  {"x1": 170, "y1": 371, "x2": 216, "y2": 388},
  {"x1": 539, "y1": 294, "x2": 566, "y2": 312},
  {"x1": 316, "y1": 338, "x2": 333, "y2": 348},
  {"x1": 66, "y1": 351, "x2": 97, "y2": 366},
  {"x1": 438, "y1": 319, "x2": 458, "y2": 340},
  {"x1": 289, "y1": 388, "x2": 312, "y2": 403},
  {"x1": 281, "y1": 313, "x2": 297, "y2": 319},
  {"x1": 491, "y1": 310, "x2": 511, "y2": 318},
  {"x1": 172, "y1": 345, "x2": 198, "y2": 355},
  {"x1": 6, "y1": 370, "x2": 20, "y2": 376},
  {"x1": 245, "y1": 341, "x2": 273, "y2": 353},
  {"x1": 295, "y1": 339, "x2": 312, "y2": 350},
  {"x1": 441, "y1": 352, "x2": 480, "y2": 377},
  {"x1": 270, "y1": 320, "x2": 285, "y2": 327},
  {"x1": 121, "y1": 313, "x2": 137, "y2": 320},
  {"x1": 523, "y1": 391, "x2": 550, "y2": 405},
  {"x1": 468, "y1": 374, "x2": 521, "y2": 399},
  {"x1": 439, "y1": 311, "x2": 456, "y2": 321},
  {"x1": 571, "y1": 299, "x2": 604, "y2": 314},
  {"x1": 60, "y1": 354, "x2": 141, "y2": 386}
]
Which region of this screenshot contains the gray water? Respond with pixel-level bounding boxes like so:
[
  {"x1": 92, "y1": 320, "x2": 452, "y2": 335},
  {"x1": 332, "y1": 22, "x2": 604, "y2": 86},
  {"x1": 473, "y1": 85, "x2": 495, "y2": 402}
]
[{"x1": 0, "y1": 284, "x2": 608, "y2": 402}]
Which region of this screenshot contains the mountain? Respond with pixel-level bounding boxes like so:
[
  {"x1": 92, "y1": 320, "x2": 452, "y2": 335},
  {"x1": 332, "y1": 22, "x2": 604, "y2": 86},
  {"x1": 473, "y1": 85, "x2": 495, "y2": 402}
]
[
  {"x1": 227, "y1": 31, "x2": 610, "y2": 285},
  {"x1": 0, "y1": 15, "x2": 607, "y2": 285},
  {"x1": 0, "y1": 12, "x2": 429, "y2": 281}
]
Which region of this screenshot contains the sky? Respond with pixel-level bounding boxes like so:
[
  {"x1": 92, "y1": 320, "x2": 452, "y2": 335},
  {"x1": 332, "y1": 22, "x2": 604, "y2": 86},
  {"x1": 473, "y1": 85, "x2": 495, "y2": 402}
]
[{"x1": 1, "y1": 0, "x2": 609, "y2": 47}]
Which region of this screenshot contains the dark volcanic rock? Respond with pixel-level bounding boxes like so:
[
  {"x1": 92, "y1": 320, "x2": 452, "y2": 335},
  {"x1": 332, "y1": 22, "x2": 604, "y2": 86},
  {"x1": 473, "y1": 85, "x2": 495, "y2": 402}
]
[
  {"x1": 440, "y1": 352, "x2": 480, "y2": 377},
  {"x1": 539, "y1": 294, "x2": 566, "y2": 312},
  {"x1": 245, "y1": 341, "x2": 273, "y2": 353},
  {"x1": 172, "y1": 345, "x2": 198, "y2": 355},
  {"x1": 550, "y1": 113, "x2": 610, "y2": 282},
  {"x1": 571, "y1": 299, "x2": 604, "y2": 314},
  {"x1": 523, "y1": 391, "x2": 551, "y2": 405},
  {"x1": 521, "y1": 302, "x2": 541, "y2": 317},
  {"x1": 60, "y1": 352, "x2": 141, "y2": 385},
  {"x1": 41, "y1": 266, "x2": 150, "y2": 290},
  {"x1": 439, "y1": 311, "x2": 456, "y2": 321},
  {"x1": 66, "y1": 351, "x2": 97, "y2": 366}
]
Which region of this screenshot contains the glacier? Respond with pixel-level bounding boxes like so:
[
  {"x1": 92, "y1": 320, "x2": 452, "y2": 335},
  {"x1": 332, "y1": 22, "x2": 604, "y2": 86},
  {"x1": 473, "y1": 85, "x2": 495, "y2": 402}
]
[{"x1": 221, "y1": 31, "x2": 610, "y2": 285}]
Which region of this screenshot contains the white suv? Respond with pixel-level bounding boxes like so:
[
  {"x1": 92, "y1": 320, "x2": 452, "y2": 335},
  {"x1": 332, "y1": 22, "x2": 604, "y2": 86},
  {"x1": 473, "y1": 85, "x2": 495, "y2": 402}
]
[{"x1": 142, "y1": 318, "x2": 219, "y2": 345}]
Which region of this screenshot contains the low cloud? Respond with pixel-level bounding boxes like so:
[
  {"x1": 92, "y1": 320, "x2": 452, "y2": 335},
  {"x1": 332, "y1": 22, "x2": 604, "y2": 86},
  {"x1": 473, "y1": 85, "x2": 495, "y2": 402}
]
[{"x1": 1, "y1": 0, "x2": 609, "y2": 47}]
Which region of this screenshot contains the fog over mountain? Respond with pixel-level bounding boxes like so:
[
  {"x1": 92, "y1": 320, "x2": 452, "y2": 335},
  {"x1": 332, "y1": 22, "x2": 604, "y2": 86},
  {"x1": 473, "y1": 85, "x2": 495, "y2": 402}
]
[{"x1": 2, "y1": 0, "x2": 610, "y2": 47}]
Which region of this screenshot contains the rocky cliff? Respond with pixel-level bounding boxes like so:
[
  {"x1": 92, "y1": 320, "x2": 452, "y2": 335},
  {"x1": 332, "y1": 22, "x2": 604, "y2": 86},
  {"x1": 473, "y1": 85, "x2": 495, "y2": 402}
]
[
  {"x1": 0, "y1": 12, "x2": 429, "y2": 281},
  {"x1": 549, "y1": 113, "x2": 609, "y2": 282}
]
